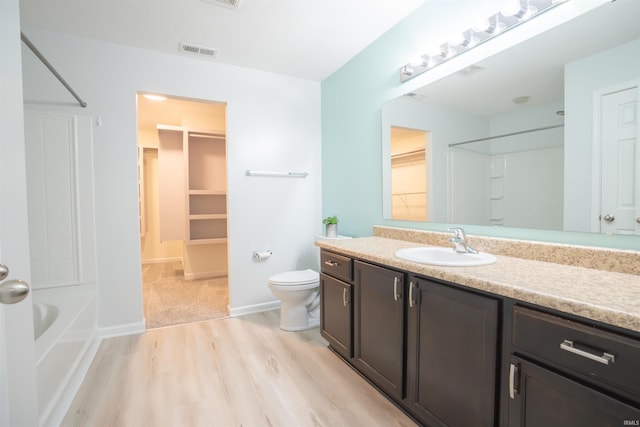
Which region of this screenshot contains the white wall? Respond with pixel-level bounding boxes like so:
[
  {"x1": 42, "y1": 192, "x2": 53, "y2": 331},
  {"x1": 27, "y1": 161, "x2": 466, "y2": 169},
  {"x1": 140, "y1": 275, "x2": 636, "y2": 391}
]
[{"x1": 21, "y1": 28, "x2": 322, "y2": 331}]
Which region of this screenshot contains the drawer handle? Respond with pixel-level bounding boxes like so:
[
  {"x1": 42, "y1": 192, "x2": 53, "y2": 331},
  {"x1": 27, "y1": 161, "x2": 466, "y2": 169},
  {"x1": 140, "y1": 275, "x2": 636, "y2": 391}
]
[
  {"x1": 324, "y1": 260, "x2": 339, "y2": 267},
  {"x1": 560, "y1": 340, "x2": 616, "y2": 365},
  {"x1": 342, "y1": 288, "x2": 348, "y2": 307}
]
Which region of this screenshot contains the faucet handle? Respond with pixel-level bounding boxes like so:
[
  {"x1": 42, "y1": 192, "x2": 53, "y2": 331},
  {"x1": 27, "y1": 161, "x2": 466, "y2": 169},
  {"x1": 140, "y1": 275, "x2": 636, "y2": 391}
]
[{"x1": 448, "y1": 227, "x2": 466, "y2": 239}]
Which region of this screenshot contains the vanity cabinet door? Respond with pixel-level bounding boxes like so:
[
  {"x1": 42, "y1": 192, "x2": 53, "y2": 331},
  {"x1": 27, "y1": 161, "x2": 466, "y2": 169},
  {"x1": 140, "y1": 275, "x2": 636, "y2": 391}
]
[
  {"x1": 354, "y1": 261, "x2": 405, "y2": 401},
  {"x1": 406, "y1": 276, "x2": 499, "y2": 427},
  {"x1": 320, "y1": 273, "x2": 352, "y2": 359},
  {"x1": 508, "y1": 356, "x2": 640, "y2": 426}
]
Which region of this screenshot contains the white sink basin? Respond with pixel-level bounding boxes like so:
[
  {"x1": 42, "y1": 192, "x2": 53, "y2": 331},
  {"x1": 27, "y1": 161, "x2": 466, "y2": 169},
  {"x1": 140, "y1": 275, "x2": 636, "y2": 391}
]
[{"x1": 395, "y1": 246, "x2": 496, "y2": 267}]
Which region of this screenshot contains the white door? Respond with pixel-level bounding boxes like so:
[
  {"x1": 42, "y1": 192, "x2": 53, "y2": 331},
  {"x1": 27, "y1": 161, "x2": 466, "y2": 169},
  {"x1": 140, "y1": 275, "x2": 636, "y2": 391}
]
[
  {"x1": 600, "y1": 85, "x2": 640, "y2": 235},
  {"x1": 0, "y1": 0, "x2": 40, "y2": 426}
]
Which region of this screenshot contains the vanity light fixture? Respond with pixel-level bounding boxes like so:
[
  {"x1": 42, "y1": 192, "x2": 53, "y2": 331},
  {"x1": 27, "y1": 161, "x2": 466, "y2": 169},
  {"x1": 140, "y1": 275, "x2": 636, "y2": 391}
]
[{"x1": 400, "y1": 0, "x2": 568, "y2": 82}]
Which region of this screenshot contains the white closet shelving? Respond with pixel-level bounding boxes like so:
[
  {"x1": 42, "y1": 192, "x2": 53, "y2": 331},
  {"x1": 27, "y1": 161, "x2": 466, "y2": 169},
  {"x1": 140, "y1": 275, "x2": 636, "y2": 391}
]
[{"x1": 157, "y1": 124, "x2": 227, "y2": 245}]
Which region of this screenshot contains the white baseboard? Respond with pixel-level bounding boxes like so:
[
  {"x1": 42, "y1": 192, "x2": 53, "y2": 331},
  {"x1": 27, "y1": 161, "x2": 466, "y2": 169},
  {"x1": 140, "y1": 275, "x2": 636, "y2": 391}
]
[
  {"x1": 184, "y1": 270, "x2": 227, "y2": 280},
  {"x1": 99, "y1": 321, "x2": 146, "y2": 339},
  {"x1": 141, "y1": 257, "x2": 182, "y2": 265},
  {"x1": 229, "y1": 300, "x2": 281, "y2": 317}
]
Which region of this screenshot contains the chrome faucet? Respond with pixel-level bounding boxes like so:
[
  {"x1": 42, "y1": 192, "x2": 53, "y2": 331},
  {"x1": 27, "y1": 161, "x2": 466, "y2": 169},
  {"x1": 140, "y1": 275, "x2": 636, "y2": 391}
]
[{"x1": 449, "y1": 227, "x2": 478, "y2": 254}]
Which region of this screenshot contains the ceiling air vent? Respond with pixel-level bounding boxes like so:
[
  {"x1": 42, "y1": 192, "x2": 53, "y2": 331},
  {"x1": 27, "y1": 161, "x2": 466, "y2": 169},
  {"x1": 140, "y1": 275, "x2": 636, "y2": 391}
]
[
  {"x1": 180, "y1": 43, "x2": 218, "y2": 59},
  {"x1": 201, "y1": 0, "x2": 241, "y2": 9}
]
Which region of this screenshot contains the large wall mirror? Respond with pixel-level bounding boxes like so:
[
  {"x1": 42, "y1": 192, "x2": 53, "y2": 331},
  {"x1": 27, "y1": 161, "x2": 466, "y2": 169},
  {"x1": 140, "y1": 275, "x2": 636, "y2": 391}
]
[{"x1": 382, "y1": 0, "x2": 640, "y2": 236}]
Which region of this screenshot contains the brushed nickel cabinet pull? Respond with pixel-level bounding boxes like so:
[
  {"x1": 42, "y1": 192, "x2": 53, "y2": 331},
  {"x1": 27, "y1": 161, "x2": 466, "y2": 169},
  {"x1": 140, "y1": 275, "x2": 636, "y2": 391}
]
[
  {"x1": 509, "y1": 363, "x2": 519, "y2": 399},
  {"x1": 393, "y1": 277, "x2": 400, "y2": 301},
  {"x1": 324, "y1": 260, "x2": 338, "y2": 267},
  {"x1": 560, "y1": 340, "x2": 615, "y2": 365},
  {"x1": 409, "y1": 282, "x2": 415, "y2": 308},
  {"x1": 343, "y1": 288, "x2": 347, "y2": 306}
]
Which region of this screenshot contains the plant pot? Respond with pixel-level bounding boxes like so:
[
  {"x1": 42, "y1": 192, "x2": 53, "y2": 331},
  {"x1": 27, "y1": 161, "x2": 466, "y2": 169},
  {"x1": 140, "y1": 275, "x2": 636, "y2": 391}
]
[{"x1": 325, "y1": 223, "x2": 338, "y2": 238}]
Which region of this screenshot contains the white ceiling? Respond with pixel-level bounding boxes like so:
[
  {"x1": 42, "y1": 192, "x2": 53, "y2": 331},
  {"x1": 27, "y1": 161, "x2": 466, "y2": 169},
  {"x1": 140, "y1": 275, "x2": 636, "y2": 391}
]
[{"x1": 19, "y1": 0, "x2": 427, "y2": 81}]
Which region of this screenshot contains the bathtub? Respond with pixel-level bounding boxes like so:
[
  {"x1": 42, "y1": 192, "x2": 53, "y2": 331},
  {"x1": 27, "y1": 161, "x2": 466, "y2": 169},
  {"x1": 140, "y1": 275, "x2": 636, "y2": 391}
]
[{"x1": 32, "y1": 285, "x2": 99, "y2": 427}]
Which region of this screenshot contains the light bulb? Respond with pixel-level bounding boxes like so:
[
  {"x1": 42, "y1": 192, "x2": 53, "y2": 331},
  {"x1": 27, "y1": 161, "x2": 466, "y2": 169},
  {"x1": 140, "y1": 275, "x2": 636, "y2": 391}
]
[
  {"x1": 449, "y1": 33, "x2": 465, "y2": 47},
  {"x1": 500, "y1": 0, "x2": 522, "y2": 17},
  {"x1": 408, "y1": 55, "x2": 428, "y2": 67},
  {"x1": 472, "y1": 17, "x2": 491, "y2": 33}
]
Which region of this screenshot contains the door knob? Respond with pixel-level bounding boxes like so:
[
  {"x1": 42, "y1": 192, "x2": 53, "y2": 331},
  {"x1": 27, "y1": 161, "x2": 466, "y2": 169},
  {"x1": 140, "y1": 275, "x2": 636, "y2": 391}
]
[
  {"x1": 603, "y1": 214, "x2": 615, "y2": 222},
  {"x1": 0, "y1": 263, "x2": 30, "y2": 304},
  {"x1": 0, "y1": 279, "x2": 30, "y2": 304},
  {"x1": 636, "y1": 217, "x2": 640, "y2": 224}
]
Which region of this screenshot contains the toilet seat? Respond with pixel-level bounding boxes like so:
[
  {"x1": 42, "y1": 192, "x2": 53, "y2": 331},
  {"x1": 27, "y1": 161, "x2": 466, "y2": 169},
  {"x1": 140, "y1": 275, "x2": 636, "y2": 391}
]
[{"x1": 269, "y1": 269, "x2": 319, "y2": 286}]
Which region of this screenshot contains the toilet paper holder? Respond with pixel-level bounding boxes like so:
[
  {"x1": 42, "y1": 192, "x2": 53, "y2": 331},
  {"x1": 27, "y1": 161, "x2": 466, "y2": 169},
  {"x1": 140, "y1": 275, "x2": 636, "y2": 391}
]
[{"x1": 253, "y1": 250, "x2": 273, "y2": 260}]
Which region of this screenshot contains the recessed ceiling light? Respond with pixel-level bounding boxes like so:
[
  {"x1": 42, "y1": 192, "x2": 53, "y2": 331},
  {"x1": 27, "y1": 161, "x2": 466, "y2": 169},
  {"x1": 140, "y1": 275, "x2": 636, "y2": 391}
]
[
  {"x1": 143, "y1": 94, "x2": 167, "y2": 101},
  {"x1": 512, "y1": 96, "x2": 530, "y2": 104}
]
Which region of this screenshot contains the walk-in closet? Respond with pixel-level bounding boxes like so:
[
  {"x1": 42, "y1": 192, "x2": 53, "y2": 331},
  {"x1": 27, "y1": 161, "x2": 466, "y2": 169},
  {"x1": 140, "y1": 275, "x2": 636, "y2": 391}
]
[{"x1": 137, "y1": 94, "x2": 229, "y2": 329}]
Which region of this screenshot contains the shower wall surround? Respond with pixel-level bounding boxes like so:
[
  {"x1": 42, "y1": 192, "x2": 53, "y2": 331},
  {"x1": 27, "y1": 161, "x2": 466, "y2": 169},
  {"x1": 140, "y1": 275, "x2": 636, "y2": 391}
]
[{"x1": 24, "y1": 112, "x2": 97, "y2": 289}]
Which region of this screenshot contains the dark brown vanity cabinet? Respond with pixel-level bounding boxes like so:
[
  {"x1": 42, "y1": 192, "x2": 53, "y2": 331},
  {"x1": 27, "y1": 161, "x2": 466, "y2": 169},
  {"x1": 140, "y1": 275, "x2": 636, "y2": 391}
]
[
  {"x1": 353, "y1": 260, "x2": 406, "y2": 401},
  {"x1": 319, "y1": 248, "x2": 640, "y2": 427},
  {"x1": 508, "y1": 355, "x2": 640, "y2": 427},
  {"x1": 320, "y1": 251, "x2": 353, "y2": 360},
  {"x1": 507, "y1": 305, "x2": 640, "y2": 426},
  {"x1": 406, "y1": 276, "x2": 500, "y2": 427}
]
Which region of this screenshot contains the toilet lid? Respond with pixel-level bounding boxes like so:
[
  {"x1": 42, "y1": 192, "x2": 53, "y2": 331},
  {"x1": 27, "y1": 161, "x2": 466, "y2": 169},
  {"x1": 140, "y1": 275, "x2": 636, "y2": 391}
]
[{"x1": 269, "y1": 269, "x2": 319, "y2": 286}]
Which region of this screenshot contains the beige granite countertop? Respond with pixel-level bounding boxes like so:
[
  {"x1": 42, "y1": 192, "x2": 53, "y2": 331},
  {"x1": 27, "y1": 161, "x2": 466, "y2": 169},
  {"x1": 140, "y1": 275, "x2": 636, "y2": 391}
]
[{"x1": 315, "y1": 236, "x2": 640, "y2": 334}]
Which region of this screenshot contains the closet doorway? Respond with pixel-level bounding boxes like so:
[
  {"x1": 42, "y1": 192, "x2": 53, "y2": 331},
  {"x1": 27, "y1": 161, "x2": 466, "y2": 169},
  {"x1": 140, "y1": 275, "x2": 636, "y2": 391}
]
[{"x1": 137, "y1": 93, "x2": 229, "y2": 329}]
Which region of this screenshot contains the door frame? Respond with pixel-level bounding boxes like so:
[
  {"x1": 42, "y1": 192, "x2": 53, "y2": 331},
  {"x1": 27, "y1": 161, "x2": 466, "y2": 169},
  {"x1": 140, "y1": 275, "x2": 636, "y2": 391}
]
[{"x1": 590, "y1": 79, "x2": 640, "y2": 233}]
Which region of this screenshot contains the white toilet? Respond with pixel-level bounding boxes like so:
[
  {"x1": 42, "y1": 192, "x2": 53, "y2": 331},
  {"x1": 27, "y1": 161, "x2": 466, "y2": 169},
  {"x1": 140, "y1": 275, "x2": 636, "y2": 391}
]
[{"x1": 268, "y1": 269, "x2": 320, "y2": 331}]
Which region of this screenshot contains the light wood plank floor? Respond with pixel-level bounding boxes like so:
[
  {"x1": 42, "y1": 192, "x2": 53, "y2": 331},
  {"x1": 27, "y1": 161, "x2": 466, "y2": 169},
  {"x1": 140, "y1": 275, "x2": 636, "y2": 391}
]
[{"x1": 62, "y1": 310, "x2": 417, "y2": 427}]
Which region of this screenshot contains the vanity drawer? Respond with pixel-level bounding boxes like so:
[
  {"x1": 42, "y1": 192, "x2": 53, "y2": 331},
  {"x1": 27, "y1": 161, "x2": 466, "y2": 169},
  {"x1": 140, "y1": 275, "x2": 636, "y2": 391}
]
[
  {"x1": 512, "y1": 306, "x2": 640, "y2": 398},
  {"x1": 320, "y1": 250, "x2": 352, "y2": 282}
]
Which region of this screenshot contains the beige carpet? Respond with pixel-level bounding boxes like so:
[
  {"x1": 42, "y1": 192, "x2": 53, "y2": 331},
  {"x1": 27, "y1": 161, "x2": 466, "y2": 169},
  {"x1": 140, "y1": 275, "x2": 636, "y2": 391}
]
[{"x1": 142, "y1": 261, "x2": 229, "y2": 329}]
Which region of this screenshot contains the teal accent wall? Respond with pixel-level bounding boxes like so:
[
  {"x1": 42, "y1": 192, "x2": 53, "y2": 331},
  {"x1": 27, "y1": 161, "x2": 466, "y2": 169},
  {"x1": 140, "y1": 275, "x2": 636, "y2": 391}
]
[{"x1": 321, "y1": 1, "x2": 640, "y2": 251}]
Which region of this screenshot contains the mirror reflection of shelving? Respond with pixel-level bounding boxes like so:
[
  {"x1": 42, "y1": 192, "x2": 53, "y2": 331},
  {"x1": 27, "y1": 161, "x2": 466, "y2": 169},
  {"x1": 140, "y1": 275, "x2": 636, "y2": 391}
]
[{"x1": 186, "y1": 132, "x2": 227, "y2": 244}]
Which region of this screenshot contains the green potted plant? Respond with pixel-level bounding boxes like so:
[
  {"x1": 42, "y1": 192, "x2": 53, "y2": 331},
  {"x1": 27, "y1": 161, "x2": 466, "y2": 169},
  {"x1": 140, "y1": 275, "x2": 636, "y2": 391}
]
[{"x1": 322, "y1": 215, "x2": 339, "y2": 238}]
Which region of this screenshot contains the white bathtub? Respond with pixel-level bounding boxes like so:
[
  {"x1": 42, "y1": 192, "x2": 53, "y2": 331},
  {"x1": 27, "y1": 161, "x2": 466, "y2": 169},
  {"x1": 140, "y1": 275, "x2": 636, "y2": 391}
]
[{"x1": 32, "y1": 285, "x2": 99, "y2": 427}]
